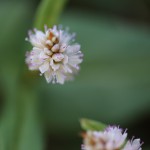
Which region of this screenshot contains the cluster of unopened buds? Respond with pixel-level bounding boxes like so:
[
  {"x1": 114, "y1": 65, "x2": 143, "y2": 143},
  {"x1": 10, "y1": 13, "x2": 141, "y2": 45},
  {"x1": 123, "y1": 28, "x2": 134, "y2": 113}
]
[
  {"x1": 82, "y1": 126, "x2": 142, "y2": 150},
  {"x1": 25, "y1": 25, "x2": 83, "y2": 84}
]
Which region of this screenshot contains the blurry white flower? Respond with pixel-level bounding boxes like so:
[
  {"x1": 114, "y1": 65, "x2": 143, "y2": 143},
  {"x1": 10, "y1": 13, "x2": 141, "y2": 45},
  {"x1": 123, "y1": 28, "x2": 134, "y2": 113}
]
[
  {"x1": 82, "y1": 126, "x2": 127, "y2": 150},
  {"x1": 123, "y1": 139, "x2": 142, "y2": 150},
  {"x1": 104, "y1": 126, "x2": 127, "y2": 149},
  {"x1": 25, "y1": 25, "x2": 83, "y2": 84}
]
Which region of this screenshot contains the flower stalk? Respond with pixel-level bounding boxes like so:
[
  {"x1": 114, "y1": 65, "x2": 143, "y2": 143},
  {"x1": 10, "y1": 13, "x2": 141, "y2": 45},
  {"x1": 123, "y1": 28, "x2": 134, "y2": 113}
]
[{"x1": 34, "y1": 0, "x2": 68, "y2": 29}]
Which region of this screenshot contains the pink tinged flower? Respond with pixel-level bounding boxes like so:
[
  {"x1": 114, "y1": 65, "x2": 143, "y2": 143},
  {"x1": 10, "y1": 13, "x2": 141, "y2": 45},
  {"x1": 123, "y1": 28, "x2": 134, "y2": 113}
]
[
  {"x1": 123, "y1": 139, "x2": 142, "y2": 150},
  {"x1": 82, "y1": 126, "x2": 127, "y2": 150},
  {"x1": 25, "y1": 25, "x2": 83, "y2": 84},
  {"x1": 82, "y1": 125, "x2": 143, "y2": 150},
  {"x1": 103, "y1": 126, "x2": 127, "y2": 149}
]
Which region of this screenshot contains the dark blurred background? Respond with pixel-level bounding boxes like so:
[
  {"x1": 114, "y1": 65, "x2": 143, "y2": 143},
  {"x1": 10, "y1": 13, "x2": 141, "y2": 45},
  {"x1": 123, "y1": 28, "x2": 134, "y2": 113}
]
[{"x1": 0, "y1": 0, "x2": 150, "y2": 150}]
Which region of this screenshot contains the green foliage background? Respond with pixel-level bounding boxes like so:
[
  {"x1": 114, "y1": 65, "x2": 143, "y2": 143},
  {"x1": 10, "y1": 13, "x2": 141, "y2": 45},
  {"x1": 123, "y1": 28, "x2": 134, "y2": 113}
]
[{"x1": 0, "y1": 0, "x2": 150, "y2": 150}]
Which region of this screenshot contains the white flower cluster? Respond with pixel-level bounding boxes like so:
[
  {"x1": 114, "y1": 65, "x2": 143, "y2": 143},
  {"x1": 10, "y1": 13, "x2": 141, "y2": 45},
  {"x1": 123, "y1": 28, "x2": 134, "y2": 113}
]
[
  {"x1": 25, "y1": 25, "x2": 83, "y2": 84},
  {"x1": 82, "y1": 126, "x2": 142, "y2": 150}
]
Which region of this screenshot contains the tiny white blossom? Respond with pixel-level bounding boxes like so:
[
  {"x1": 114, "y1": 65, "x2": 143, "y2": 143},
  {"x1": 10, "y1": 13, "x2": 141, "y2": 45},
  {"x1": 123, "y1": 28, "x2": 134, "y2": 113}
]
[
  {"x1": 104, "y1": 126, "x2": 127, "y2": 149},
  {"x1": 123, "y1": 139, "x2": 142, "y2": 150},
  {"x1": 25, "y1": 25, "x2": 83, "y2": 84},
  {"x1": 82, "y1": 126, "x2": 127, "y2": 150}
]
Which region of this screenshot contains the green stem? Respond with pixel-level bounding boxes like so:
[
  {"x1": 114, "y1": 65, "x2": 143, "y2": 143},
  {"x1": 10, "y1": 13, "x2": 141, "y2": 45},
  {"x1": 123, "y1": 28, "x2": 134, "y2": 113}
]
[{"x1": 34, "y1": 0, "x2": 68, "y2": 29}]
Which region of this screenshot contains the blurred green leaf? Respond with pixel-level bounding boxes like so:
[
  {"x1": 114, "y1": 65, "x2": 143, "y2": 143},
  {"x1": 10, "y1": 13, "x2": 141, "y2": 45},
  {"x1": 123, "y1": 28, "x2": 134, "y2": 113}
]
[
  {"x1": 34, "y1": 0, "x2": 67, "y2": 29},
  {"x1": 0, "y1": 2, "x2": 34, "y2": 149},
  {"x1": 0, "y1": 0, "x2": 68, "y2": 149},
  {"x1": 0, "y1": 2, "x2": 32, "y2": 67},
  {"x1": 80, "y1": 118, "x2": 106, "y2": 131}
]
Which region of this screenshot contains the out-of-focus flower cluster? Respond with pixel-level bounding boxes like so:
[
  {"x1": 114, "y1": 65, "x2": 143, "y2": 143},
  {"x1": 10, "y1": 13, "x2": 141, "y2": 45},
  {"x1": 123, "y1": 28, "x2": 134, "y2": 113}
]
[
  {"x1": 25, "y1": 25, "x2": 83, "y2": 84},
  {"x1": 82, "y1": 126, "x2": 142, "y2": 150}
]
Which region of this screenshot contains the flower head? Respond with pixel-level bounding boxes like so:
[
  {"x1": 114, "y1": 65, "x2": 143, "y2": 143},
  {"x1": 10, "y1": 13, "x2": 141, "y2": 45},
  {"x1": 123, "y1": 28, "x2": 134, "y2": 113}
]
[
  {"x1": 25, "y1": 25, "x2": 83, "y2": 84},
  {"x1": 82, "y1": 125, "x2": 143, "y2": 150},
  {"x1": 82, "y1": 126, "x2": 127, "y2": 150}
]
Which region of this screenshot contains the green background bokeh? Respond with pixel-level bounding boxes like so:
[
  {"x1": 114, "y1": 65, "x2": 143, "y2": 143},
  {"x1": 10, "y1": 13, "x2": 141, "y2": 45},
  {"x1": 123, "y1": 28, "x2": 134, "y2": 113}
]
[{"x1": 0, "y1": 0, "x2": 150, "y2": 149}]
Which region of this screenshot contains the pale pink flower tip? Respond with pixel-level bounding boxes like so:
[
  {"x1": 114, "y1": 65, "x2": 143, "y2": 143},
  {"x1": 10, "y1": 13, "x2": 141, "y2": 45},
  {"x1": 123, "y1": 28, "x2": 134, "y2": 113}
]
[
  {"x1": 123, "y1": 138, "x2": 142, "y2": 150},
  {"x1": 25, "y1": 25, "x2": 83, "y2": 84},
  {"x1": 82, "y1": 126, "x2": 143, "y2": 150}
]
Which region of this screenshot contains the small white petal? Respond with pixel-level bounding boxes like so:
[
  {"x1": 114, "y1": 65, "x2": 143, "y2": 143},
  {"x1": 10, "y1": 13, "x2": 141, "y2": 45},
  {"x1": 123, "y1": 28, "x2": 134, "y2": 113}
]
[
  {"x1": 44, "y1": 48, "x2": 52, "y2": 55},
  {"x1": 55, "y1": 72, "x2": 65, "y2": 84},
  {"x1": 28, "y1": 31, "x2": 45, "y2": 49},
  {"x1": 52, "y1": 25, "x2": 57, "y2": 33},
  {"x1": 39, "y1": 62, "x2": 49, "y2": 73},
  {"x1": 60, "y1": 43, "x2": 67, "y2": 52},
  {"x1": 63, "y1": 55, "x2": 68, "y2": 64},
  {"x1": 32, "y1": 47, "x2": 43, "y2": 54},
  {"x1": 45, "y1": 30, "x2": 50, "y2": 37},
  {"x1": 35, "y1": 30, "x2": 46, "y2": 43},
  {"x1": 66, "y1": 44, "x2": 80, "y2": 54},
  {"x1": 39, "y1": 51, "x2": 49, "y2": 60},
  {"x1": 63, "y1": 65, "x2": 72, "y2": 73},
  {"x1": 123, "y1": 139, "x2": 142, "y2": 150},
  {"x1": 44, "y1": 70, "x2": 53, "y2": 83},
  {"x1": 44, "y1": 25, "x2": 48, "y2": 32},
  {"x1": 68, "y1": 58, "x2": 82, "y2": 70}
]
